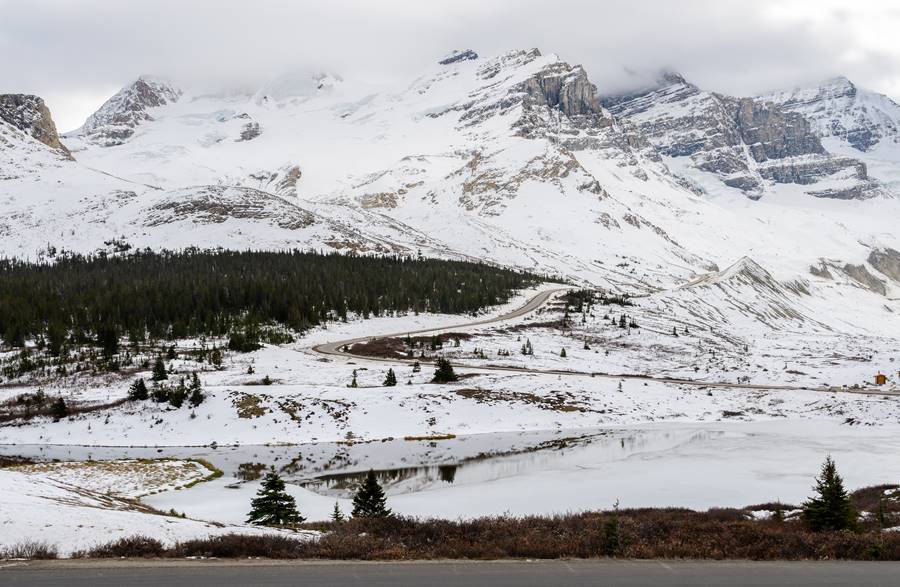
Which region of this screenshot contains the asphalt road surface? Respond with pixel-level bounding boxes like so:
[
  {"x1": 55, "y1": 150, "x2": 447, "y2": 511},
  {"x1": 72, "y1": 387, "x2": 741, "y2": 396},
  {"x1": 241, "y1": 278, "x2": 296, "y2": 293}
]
[
  {"x1": 2, "y1": 560, "x2": 900, "y2": 586},
  {"x1": 311, "y1": 287, "x2": 895, "y2": 397}
]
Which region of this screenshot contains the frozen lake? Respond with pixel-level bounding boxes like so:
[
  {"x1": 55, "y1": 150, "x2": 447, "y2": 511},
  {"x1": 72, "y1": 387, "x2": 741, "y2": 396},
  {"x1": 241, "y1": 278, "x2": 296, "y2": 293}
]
[{"x1": 3, "y1": 419, "x2": 899, "y2": 522}]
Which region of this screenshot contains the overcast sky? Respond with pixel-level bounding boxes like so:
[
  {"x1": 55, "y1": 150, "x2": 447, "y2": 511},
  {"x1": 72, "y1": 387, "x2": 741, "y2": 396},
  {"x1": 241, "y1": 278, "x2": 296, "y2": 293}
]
[{"x1": 3, "y1": 0, "x2": 900, "y2": 132}]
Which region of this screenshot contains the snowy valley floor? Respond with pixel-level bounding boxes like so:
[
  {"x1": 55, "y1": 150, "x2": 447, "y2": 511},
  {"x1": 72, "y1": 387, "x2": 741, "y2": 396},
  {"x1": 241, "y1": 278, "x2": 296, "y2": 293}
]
[{"x1": 2, "y1": 285, "x2": 900, "y2": 554}]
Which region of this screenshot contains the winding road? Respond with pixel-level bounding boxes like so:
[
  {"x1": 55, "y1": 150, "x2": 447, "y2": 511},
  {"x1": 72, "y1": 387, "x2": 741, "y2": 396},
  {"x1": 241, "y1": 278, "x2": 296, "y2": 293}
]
[{"x1": 312, "y1": 287, "x2": 894, "y2": 397}]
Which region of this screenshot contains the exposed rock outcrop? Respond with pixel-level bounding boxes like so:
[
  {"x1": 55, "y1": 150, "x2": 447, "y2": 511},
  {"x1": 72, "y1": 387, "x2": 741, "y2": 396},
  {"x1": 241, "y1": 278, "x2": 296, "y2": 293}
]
[
  {"x1": 145, "y1": 185, "x2": 315, "y2": 229},
  {"x1": 734, "y1": 97, "x2": 825, "y2": 162},
  {"x1": 237, "y1": 120, "x2": 261, "y2": 142},
  {"x1": 843, "y1": 263, "x2": 887, "y2": 296},
  {"x1": 0, "y1": 94, "x2": 72, "y2": 158},
  {"x1": 244, "y1": 164, "x2": 302, "y2": 197},
  {"x1": 520, "y1": 61, "x2": 604, "y2": 117},
  {"x1": 868, "y1": 248, "x2": 900, "y2": 283}
]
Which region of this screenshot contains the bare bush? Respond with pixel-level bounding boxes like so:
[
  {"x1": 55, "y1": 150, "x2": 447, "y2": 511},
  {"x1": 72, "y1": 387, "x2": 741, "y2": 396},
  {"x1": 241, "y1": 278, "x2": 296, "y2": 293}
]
[{"x1": 1, "y1": 541, "x2": 59, "y2": 560}]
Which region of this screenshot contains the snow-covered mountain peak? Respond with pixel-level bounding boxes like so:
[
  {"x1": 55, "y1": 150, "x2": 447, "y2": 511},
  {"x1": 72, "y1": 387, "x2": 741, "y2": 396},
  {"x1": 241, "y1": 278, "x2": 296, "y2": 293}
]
[
  {"x1": 761, "y1": 77, "x2": 900, "y2": 153},
  {"x1": 603, "y1": 73, "x2": 878, "y2": 200},
  {"x1": 71, "y1": 76, "x2": 182, "y2": 147}
]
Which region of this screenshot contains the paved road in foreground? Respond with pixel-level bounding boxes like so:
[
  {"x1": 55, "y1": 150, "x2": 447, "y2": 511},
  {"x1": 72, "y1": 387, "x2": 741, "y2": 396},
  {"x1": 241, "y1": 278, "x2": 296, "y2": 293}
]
[
  {"x1": 311, "y1": 287, "x2": 895, "y2": 397},
  {"x1": 2, "y1": 560, "x2": 900, "y2": 586}
]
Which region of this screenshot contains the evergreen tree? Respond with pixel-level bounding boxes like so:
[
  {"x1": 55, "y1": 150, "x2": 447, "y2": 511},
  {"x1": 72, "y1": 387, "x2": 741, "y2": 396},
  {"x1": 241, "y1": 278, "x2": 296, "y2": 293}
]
[
  {"x1": 210, "y1": 347, "x2": 223, "y2": 369},
  {"x1": 383, "y1": 368, "x2": 397, "y2": 387},
  {"x1": 128, "y1": 378, "x2": 149, "y2": 401},
  {"x1": 432, "y1": 358, "x2": 458, "y2": 383},
  {"x1": 151, "y1": 356, "x2": 168, "y2": 381},
  {"x1": 583, "y1": 340, "x2": 590, "y2": 351},
  {"x1": 51, "y1": 397, "x2": 68, "y2": 420},
  {"x1": 349, "y1": 369, "x2": 358, "y2": 388},
  {"x1": 521, "y1": 338, "x2": 533, "y2": 355},
  {"x1": 152, "y1": 384, "x2": 170, "y2": 403},
  {"x1": 331, "y1": 501, "x2": 345, "y2": 523},
  {"x1": 560, "y1": 348, "x2": 567, "y2": 358},
  {"x1": 247, "y1": 467, "x2": 305, "y2": 526},
  {"x1": 96, "y1": 323, "x2": 119, "y2": 358},
  {"x1": 802, "y1": 456, "x2": 857, "y2": 531},
  {"x1": 46, "y1": 320, "x2": 67, "y2": 357},
  {"x1": 188, "y1": 372, "x2": 205, "y2": 407},
  {"x1": 351, "y1": 470, "x2": 392, "y2": 518},
  {"x1": 772, "y1": 502, "x2": 784, "y2": 523},
  {"x1": 412, "y1": 361, "x2": 421, "y2": 373},
  {"x1": 169, "y1": 377, "x2": 187, "y2": 408}
]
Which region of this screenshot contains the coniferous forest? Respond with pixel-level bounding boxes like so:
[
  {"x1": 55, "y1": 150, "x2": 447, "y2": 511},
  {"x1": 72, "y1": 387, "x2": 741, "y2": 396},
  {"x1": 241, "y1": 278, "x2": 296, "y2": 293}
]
[{"x1": 0, "y1": 249, "x2": 546, "y2": 348}]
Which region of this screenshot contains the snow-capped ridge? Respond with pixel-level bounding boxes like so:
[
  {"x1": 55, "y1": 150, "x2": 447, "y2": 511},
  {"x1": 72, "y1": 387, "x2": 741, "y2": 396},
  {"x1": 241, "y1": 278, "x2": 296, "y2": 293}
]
[{"x1": 439, "y1": 49, "x2": 479, "y2": 65}]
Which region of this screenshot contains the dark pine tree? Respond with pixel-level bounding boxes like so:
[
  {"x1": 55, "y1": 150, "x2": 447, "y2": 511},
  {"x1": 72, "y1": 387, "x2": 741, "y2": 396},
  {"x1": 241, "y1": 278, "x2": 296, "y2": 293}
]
[
  {"x1": 51, "y1": 397, "x2": 68, "y2": 420},
  {"x1": 128, "y1": 378, "x2": 149, "y2": 401},
  {"x1": 432, "y1": 358, "x2": 458, "y2": 383},
  {"x1": 331, "y1": 501, "x2": 345, "y2": 523},
  {"x1": 168, "y1": 377, "x2": 187, "y2": 408},
  {"x1": 383, "y1": 368, "x2": 397, "y2": 387},
  {"x1": 802, "y1": 455, "x2": 857, "y2": 531},
  {"x1": 247, "y1": 467, "x2": 305, "y2": 526},
  {"x1": 188, "y1": 372, "x2": 205, "y2": 407},
  {"x1": 151, "y1": 357, "x2": 168, "y2": 381},
  {"x1": 352, "y1": 470, "x2": 392, "y2": 518}
]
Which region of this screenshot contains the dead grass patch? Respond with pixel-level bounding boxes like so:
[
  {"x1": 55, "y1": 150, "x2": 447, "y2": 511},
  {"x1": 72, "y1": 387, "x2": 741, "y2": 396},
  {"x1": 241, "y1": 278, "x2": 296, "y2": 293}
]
[{"x1": 233, "y1": 393, "x2": 268, "y2": 418}]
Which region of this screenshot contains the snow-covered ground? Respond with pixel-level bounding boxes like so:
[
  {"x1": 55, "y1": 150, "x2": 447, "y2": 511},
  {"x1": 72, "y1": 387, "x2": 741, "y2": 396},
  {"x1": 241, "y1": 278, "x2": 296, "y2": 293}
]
[
  {"x1": 0, "y1": 465, "x2": 316, "y2": 557},
  {"x1": 2, "y1": 284, "x2": 898, "y2": 450}
]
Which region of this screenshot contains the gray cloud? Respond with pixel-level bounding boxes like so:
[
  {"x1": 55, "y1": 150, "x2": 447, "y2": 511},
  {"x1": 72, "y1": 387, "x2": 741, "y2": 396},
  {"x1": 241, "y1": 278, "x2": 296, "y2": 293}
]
[{"x1": 2, "y1": 0, "x2": 899, "y2": 131}]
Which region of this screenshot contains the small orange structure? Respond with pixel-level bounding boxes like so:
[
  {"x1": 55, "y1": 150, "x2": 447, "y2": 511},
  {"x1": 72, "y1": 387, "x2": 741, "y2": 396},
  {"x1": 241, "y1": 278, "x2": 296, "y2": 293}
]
[{"x1": 876, "y1": 373, "x2": 887, "y2": 386}]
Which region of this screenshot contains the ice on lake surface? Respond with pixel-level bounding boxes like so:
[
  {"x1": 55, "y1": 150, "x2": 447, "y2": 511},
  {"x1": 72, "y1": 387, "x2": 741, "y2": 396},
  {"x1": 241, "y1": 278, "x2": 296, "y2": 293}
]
[{"x1": 4, "y1": 419, "x2": 900, "y2": 520}]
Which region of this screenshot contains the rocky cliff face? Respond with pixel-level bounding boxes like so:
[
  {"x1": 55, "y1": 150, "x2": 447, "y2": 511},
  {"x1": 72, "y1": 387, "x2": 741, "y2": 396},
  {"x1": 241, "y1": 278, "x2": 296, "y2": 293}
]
[
  {"x1": 0, "y1": 94, "x2": 72, "y2": 158},
  {"x1": 762, "y1": 77, "x2": 900, "y2": 152},
  {"x1": 602, "y1": 74, "x2": 871, "y2": 199},
  {"x1": 76, "y1": 76, "x2": 181, "y2": 146}
]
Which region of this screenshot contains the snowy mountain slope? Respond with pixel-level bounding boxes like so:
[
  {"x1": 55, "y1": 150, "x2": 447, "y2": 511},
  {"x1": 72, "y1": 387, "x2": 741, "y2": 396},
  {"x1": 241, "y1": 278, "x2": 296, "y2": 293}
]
[{"x1": 1, "y1": 49, "x2": 900, "y2": 326}]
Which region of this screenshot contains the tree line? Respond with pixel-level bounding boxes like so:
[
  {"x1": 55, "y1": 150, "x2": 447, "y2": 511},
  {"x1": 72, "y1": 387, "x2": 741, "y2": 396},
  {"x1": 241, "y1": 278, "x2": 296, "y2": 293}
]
[{"x1": 0, "y1": 249, "x2": 546, "y2": 348}]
